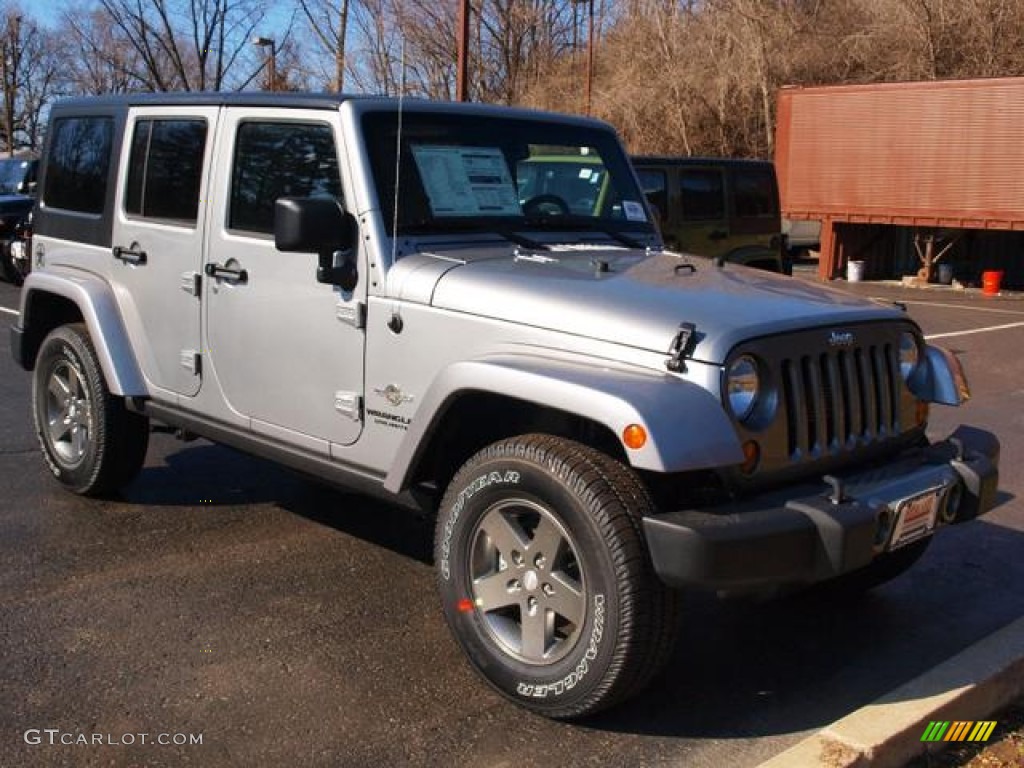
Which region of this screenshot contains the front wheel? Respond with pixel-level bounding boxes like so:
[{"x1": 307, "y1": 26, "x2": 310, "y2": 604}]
[
  {"x1": 435, "y1": 435, "x2": 680, "y2": 719},
  {"x1": 32, "y1": 324, "x2": 150, "y2": 496}
]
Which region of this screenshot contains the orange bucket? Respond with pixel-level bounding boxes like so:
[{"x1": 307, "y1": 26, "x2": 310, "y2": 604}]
[{"x1": 981, "y1": 270, "x2": 1003, "y2": 296}]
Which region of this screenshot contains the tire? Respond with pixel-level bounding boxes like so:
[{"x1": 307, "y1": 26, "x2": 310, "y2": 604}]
[
  {"x1": 435, "y1": 434, "x2": 680, "y2": 719},
  {"x1": 32, "y1": 324, "x2": 150, "y2": 496}
]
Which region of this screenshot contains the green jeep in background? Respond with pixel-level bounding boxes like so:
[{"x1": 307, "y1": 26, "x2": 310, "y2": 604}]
[{"x1": 632, "y1": 156, "x2": 788, "y2": 273}]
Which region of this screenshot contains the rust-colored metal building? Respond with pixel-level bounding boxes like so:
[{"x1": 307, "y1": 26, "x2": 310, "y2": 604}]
[{"x1": 775, "y1": 77, "x2": 1024, "y2": 285}]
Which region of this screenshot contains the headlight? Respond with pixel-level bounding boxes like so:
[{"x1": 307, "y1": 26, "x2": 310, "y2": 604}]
[
  {"x1": 899, "y1": 331, "x2": 921, "y2": 381},
  {"x1": 727, "y1": 355, "x2": 760, "y2": 421}
]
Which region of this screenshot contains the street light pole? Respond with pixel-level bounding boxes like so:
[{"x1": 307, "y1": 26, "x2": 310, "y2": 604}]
[{"x1": 252, "y1": 36, "x2": 277, "y2": 92}]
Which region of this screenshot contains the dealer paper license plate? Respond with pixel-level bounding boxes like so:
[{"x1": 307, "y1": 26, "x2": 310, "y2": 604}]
[{"x1": 887, "y1": 486, "x2": 944, "y2": 551}]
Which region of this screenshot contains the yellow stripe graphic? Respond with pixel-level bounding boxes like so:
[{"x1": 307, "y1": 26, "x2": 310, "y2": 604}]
[
  {"x1": 968, "y1": 722, "x2": 985, "y2": 741},
  {"x1": 977, "y1": 721, "x2": 997, "y2": 742}
]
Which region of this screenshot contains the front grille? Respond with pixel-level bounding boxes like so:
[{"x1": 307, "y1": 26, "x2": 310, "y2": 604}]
[{"x1": 780, "y1": 342, "x2": 901, "y2": 460}]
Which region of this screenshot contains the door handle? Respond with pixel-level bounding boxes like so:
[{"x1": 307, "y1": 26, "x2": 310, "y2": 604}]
[
  {"x1": 708, "y1": 230, "x2": 728, "y2": 241},
  {"x1": 205, "y1": 262, "x2": 248, "y2": 283},
  {"x1": 113, "y1": 243, "x2": 147, "y2": 265}
]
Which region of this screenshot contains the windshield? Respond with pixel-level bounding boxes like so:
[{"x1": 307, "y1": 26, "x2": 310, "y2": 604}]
[
  {"x1": 0, "y1": 157, "x2": 33, "y2": 195},
  {"x1": 362, "y1": 111, "x2": 654, "y2": 241}
]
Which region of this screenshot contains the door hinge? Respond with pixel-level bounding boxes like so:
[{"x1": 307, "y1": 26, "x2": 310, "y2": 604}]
[
  {"x1": 336, "y1": 301, "x2": 366, "y2": 329},
  {"x1": 334, "y1": 391, "x2": 362, "y2": 421},
  {"x1": 180, "y1": 350, "x2": 201, "y2": 375},
  {"x1": 181, "y1": 271, "x2": 201, "y2": 296}
]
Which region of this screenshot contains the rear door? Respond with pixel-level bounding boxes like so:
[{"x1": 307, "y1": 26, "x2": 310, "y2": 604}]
[{"x1": 110, "y1": 107, "x2": 219, "y2": 398}]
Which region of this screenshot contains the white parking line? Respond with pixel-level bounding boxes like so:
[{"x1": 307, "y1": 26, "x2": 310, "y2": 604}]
[
  {"x1": 873, "y1": 298, "x2": 1024, "y2": 317},
  {"x1": 0, "y1": 305, "x2": 18, "y2": 316},
  {"x1": 925, "y1": 320, "x2": 1024, "y2": 340}
]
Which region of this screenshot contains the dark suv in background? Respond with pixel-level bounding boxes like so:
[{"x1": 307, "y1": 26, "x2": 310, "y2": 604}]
[
  {"x1": 633, "y1": 156, "x2": 788, "y2": 273},
  {"x1": 0, "y1": 153, "x2": 37, "y2": 285}
]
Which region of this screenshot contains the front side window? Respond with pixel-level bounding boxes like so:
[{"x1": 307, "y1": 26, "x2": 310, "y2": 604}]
[
  {"x1": 636, "y1": 169, "x2": 668, "y2": 223},
  {"x1": 229, "y1": 121, "x2": 341, "y2": 235},
  {"x1": 43, "y1": 117, "x2": 114, "y2": 214},
  {"x1": 125, "y1": 119, "x2": 207, "y2": 223},
  {"x1": 679, "y1": 169, "x2": 725, "y2": 221},
  {"x1": 363, "y1": 112, "x2": 653, "y2": 242}
]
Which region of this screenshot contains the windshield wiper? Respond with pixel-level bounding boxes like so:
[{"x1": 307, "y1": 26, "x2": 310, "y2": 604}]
[{"x1": 498, "y1": 229, "x2": 550, "y2": 251}]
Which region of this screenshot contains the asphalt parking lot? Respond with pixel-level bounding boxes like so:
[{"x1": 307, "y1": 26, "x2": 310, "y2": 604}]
[{"x1": 1, "y1": 275, "x2": 1022, "y2": 768}]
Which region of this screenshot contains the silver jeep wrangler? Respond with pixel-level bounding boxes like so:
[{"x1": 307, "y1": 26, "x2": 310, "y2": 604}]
[{"x1": 11, "y1": 93, "x2": 999, "y2": 719}]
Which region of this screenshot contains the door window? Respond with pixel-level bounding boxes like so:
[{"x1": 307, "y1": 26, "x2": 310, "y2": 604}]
[
  {"x1": 679, "y1": 169, "x2": 725, "y2": 221},
  {"x1": 125, "y1": 119, "x2": 208, "y2": 224},
  {"x1": 229, "y1": 122, "x2": 341, "y2": 235},
  {"x1": 636, "y1": 169, "x2": 667, "y2": 223},
  {"x1": 733, "y1": 166, "x2": 779, "y2": 219}
]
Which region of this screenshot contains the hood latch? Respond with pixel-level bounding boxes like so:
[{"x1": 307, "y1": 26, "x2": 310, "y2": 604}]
[{"x1": 666, "y1": 322, "x2": 698, "y2": 373}]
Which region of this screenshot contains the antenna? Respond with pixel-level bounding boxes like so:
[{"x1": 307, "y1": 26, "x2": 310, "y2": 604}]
[
  {"x1": 390, "y1": 36, "x2": 406, "y2": 269},
  {"x1": 388, "y1": 36, "x2": 407, "y2": 334}
]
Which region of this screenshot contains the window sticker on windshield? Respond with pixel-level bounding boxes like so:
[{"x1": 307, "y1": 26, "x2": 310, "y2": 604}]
[
  {"x1": 623, "y1": 200, "x2": 647, "y2": 221},
  {"x1": 411, "y1": 145, "x2": 521, "y2": 217},
  {"x1": 579, "y1": 168, "x2": 592, "y2": 180}
]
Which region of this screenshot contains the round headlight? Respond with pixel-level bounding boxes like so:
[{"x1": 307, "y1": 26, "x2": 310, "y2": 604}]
[
  {"x1": 899, "y1": 331, "x2": 921, "y2": 381},
  {"x1": 727, "y1": 355, "x2": 760, "y2": 421}
]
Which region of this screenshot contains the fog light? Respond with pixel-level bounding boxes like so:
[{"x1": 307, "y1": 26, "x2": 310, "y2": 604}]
[
  {"x1": 740, "y1": 440, "x2": 760, "y2": 474},
  {"x1": 622, "y1": 424, "x2": 648, "y2": 450},
  {"x1": 940, "y1": 482, "x2": 964, "y2": 524}
]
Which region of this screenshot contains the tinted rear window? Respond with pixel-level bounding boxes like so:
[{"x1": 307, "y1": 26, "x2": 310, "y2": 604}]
[{"x1": 43, "y1": 117, "x2": 114, "y2": 214}]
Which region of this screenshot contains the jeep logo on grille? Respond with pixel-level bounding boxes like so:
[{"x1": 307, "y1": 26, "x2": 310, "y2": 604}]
[{"x1": 828, "y1": 331, "x2": 855, "y2": 347}]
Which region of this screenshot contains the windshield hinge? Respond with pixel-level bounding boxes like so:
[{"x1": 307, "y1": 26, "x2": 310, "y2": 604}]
[
  {"x1": 665, "y1": 322, "x2": 697, "y2": 373},
  {"x1": 336, "y1": 301, "x2": 366, "y2": 329}
]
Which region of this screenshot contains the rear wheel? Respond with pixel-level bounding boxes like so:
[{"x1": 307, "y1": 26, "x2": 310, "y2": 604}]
[
  {"x1": 435, "y1": 434, "x2": 680, "y2": 719},
  {"x1": 32, "y1": 324, "x2": 149, "y2": 496}
]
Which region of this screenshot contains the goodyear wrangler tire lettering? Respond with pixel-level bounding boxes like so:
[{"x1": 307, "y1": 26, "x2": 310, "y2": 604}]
[
  {"x1": 32, "y1": 324, "x2": 150, "y2": 497},
  {"x1": 434, "y1": 434, "x2": 681, "y2": 719}
]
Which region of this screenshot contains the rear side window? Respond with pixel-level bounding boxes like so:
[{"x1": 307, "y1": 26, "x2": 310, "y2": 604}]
[
  {"x1": 43, "y1": 117, "x2": 114, "y2": 214},
  {"x1": 679, "y1": 169, "x2": 725, "y2": 221},
  {"x1": 229, "y1": 121, "x2": 341, "y2": 235},
  {"x1": 125, "y1": 119, "x2": 208, "y2": 224},
  {"x1": 733, "y1": 166, "x2": 778, "y2": 219}
]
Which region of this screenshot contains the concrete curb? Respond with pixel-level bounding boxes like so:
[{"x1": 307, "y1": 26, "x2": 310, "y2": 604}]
[{"x1": 757, "y1": 615, "x2": 1024, "y2": 768}]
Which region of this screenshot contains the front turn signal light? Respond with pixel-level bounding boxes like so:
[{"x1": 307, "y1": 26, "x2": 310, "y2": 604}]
[
  {"x1": 622, "y1": 424, "x2": 648, "y2": 450},
  {"x1": 740, "y1": 440, "x2": 760, "y2": 474}
]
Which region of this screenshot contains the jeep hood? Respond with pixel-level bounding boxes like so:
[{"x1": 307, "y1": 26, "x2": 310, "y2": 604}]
[{"x1": 391, "y1": 248, "x2": 906, "y2": 363}]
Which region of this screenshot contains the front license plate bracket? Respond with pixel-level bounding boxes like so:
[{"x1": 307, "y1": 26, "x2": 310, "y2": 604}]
[{"x1": 887, "y1": 486, "x2": 944, "y2": 551}]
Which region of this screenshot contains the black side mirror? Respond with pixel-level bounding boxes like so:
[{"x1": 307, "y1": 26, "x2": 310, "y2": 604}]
[
  {"x1": 275, "y1": 197, "x2": 354, "y2": 253},
  {"x1": 275, "y1": 197, "x2": 359, "y2": 291}
]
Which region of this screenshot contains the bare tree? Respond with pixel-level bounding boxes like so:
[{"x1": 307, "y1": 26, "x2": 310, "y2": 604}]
[
  {"x1": 298, "y1": 0, "x2": 352, "y2": 90},
  {"x1": 90, "y1": 0, "x2": 267, "y2": 91}
]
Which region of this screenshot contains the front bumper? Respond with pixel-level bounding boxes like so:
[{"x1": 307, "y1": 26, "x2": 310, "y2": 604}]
[{"x1": 643, "y1": 426, "x2": 1000, "y2": 590}]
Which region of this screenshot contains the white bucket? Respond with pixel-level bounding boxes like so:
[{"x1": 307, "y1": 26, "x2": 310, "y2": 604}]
[
  {"x1": 937, "y1": 263, "x2": 953, "y2": 285},
  {"x1": 847, "y1": 260, "x2": 865, "y2": 282}
]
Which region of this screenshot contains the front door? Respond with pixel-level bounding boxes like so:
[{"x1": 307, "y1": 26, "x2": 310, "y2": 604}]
[
  {"x1": 204, "y1": 109, "x2": 365, "y2": 452},
  {"x1": 110, "y1": 107, "x2": 220, "y2": 398}
]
